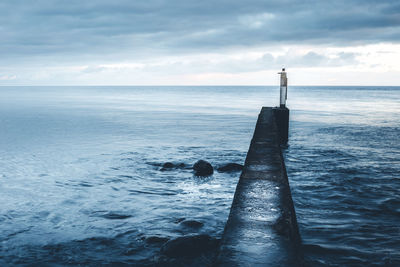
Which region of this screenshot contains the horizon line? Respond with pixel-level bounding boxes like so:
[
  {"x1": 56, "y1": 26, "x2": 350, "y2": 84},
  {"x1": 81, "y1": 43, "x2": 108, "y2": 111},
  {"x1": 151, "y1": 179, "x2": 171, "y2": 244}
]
[{"x1": 1, "y1": 84, "x2": 400, "y2": 87}]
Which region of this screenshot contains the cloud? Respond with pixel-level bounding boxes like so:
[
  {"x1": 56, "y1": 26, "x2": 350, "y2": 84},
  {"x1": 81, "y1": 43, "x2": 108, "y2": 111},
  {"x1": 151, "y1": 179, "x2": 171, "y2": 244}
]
[
  {"x1": 2, "y1": 43, "x2": 399, "y2": 86},
  {"x1": 274, "y1": 51, "x2": 360, "y2": 68},
  {"x1": 1, "y1": 1, "x2": 399, "y2": 85},
  {"x1": 239, "y1": 13, "x2": 275, "y2": 29},
  {"x1": 74, "y1": 50, "x2": 359, "y2": 76},
  {"x1": 0, "y1": 74, "x2": 17, "y2": 80},
  {"x1": 185, "y1": 50, "x2": 360, "y2": 73},
  {"x1": 0, "y1": 0, "x2": 399, "y2": 62}
]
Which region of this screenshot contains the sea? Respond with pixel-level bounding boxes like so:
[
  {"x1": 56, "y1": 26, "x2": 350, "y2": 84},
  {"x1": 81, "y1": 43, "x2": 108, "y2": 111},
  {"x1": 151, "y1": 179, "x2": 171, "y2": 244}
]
[{"x1": 0, "y1": 86, "x2": 399, "y2": 266}]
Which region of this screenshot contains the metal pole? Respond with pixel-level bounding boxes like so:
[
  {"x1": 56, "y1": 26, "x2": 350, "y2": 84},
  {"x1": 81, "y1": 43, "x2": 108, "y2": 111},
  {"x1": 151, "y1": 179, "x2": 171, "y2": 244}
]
[{"x1": 278, "y1": 68, "x2": 288, "y2": 108}]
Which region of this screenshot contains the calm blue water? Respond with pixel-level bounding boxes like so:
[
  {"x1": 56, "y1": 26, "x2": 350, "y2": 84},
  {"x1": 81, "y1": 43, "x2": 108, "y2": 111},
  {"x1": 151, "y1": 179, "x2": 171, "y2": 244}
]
[{"x1": 0, "y1": 86, "x2": 399, "y2": 266}]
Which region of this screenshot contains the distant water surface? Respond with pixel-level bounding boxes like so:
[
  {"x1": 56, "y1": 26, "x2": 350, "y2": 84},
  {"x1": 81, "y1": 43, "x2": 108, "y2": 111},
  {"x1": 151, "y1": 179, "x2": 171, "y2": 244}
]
[{"x1": 0, "y1": 86, "x2": 399, "y2": 266}]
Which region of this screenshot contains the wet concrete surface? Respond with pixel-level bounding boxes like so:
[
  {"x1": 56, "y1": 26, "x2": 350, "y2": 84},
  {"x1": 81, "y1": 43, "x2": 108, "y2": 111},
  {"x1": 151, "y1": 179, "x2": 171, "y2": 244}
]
[{"x1": 215, "y1": 107, "x2": 303, "y2": 266}]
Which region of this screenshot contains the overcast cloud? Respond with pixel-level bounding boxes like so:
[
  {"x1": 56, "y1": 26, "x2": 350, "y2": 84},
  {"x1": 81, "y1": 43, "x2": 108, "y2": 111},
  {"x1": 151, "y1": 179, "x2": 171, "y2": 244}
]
[{"x1": 0, "y1": 0, "x2": 399, "y2": 85}]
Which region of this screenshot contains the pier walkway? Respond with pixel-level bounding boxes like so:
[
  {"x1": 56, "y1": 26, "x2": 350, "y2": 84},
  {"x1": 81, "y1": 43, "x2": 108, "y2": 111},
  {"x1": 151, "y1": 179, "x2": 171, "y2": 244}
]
[{"x1": 215, "y1": 107, "x2": 302, "y2": 266}]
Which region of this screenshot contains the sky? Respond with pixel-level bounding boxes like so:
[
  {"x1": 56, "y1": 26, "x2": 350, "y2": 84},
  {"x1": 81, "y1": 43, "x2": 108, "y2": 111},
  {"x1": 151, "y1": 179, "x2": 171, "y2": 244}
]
[{"x1": 0, "y1": 0, "x2": 399, "y2": 86}]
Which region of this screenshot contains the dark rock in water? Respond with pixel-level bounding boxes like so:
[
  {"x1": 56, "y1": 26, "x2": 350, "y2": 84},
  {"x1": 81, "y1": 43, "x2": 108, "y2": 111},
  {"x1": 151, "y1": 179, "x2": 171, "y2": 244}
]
[
  {"x1": 177, "y1": 163, "x2": 187, "y2": 169},
  {"x1": 160, "y1": 162, "x2": 188, "y2": 171},
  {"x1": 217, "y1": 163, "x2": 243, "y2": 173},
  {"x1": 193, "y1": 160, "x2": 213, "y2": 176},
  {"x1": 99, "y1": 212, "x2": 132, "y2": 220},
  {"x1": 161, "y1": 234, "x2": 219, "y2": 258},
  {"x1": 163, "y1": 162, "x2": 175, "y2": 169},
  {"x1": 145, "y1": 236, "x2": 170, "y2": 244},
  {"x1": 160, "y1": 162, "x2": 175, "y2": 171},
  {"x1": 180, "y1": 220, "x2": 204, "y2": 229}
]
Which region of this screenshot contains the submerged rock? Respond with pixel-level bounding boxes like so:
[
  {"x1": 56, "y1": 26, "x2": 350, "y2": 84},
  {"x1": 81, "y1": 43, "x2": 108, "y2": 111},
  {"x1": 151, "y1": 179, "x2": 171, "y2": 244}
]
[
  {"x1": 217, "y1": 163, "x2": 244, "y2": 173},
  {"x1": 179, "y1": 220, "x2": 204, "y2": 229},
  {"x1": 163, "y1": 162, "x2": 175, "y2": 168},
  {"x1": 160, "y1": 234, "x2": 219, "y2": 258},
  {"x1": 99, "y1": 212, "x2": 132, "y2": 220},
  {"x1": 160, "y1": 162, "x2": 188, "y2": 171},
  {"x1": 179, "y1": 163, "x2": 188, "y2": 168},
  {"x1": 193, "y1": 160, "x2": 213, "y2": 176},
  {"x1": 160, "y1": 162, "x2": 175, "y2": 171}
]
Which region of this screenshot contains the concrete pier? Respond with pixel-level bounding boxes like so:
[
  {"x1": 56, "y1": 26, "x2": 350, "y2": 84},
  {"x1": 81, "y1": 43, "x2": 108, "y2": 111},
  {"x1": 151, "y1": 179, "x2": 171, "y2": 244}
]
[
  {"x1": 215, "y1": 107, "x2": 302, "y2": 266},
  {"x1": 274, "y1": 107, "x2": 289, "y2": 145}
]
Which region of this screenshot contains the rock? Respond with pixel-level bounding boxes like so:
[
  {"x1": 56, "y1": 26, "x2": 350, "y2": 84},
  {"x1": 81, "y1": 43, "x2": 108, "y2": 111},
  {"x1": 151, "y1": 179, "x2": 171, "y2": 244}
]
[
  {"x1": 180, "y1": 220, "x2": 204, "y2": 229},
  {"x1": 193, "y1": 160, "x2": 213, "y2": 176},
  {"x1": 163, "y1": 162, "x2": 175, "y2": 168},
  {"x1": 160, "y1": 162, "x2": 188, "y2": 171},
  {"x1": 177, "y1": 163, "x2": 187, "y2": 169},
  {"x1": 160, "y1": 162, "x2": 175, "y2": 171},
  {"x1": 160, "y1": 234, "x2": 219, "y2": 258},
  {"x1": 99, "y1": 212, "x2": 132, "y2": 220},
  {"x1": 217, "y1": 163, "x2": 243, "y2": 173}
]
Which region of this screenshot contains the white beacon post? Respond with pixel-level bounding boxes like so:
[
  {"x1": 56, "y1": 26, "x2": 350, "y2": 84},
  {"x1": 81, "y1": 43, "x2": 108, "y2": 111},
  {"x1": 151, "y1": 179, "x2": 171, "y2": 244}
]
[{"x1": 278, "y1": 68, "x2": 288, "y2": 108}]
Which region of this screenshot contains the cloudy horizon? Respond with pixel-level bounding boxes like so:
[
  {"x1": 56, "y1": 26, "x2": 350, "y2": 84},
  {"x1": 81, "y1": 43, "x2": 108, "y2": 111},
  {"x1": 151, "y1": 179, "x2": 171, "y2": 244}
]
[{"x1": 1, "y1": 0, "x2": 400, "y2": 86}]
